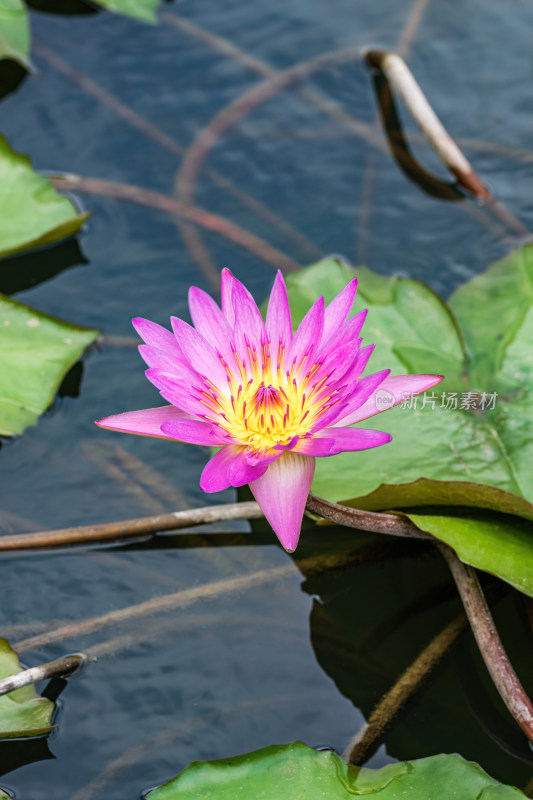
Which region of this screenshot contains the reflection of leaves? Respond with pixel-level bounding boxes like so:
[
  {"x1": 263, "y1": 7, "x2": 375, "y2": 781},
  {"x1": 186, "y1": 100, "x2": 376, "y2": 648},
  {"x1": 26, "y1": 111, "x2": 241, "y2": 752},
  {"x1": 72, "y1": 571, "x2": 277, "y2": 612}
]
[
  {"x1": 0, "y1": 0, "x2": 30, "y2": 69},
  {"x1": 147, "y1": 741, "x2": 524, "y2": 799},
  {"x1": 0, "y1": 639, "x2": 55, "y2": 738},
  {"x1": 0, "y1": 135, "x2": 89, "y2": 259},
  {"x1": 294, "y1": 530, "x2": 533, "y2": 786},
  {"x1": 0, "y1": 736, "x2": 53, "y2": 779},
  {"x1": 284, "y1": 255, "x2": 533, "y2": 595},
  {"x1": 0, "y1": 239, "x2": 87, "y2": 294},
  {"x1": 0, "y1": 294, "x2": 98, "y2": 436},
  {"x1": 0, "y1": 238, "x2": 87, "y2": 295},
  {"x1": 0, "y1": 59, "x2": 26, "y2": 100},
  {"x1": 26, "y1": 0, "x2": 98, "y2": 14}
]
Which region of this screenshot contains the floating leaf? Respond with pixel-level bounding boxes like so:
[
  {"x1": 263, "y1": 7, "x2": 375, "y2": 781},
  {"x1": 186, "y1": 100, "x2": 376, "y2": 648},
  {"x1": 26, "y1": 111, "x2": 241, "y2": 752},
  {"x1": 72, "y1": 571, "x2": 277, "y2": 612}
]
[
  {"x1": 147, "y1": 742, "x2": 524, "y2": 799},
  {"x1": 283, "y1": 256, "x2": 533, "y2": 594},
  {"x1": 0, "y1": 294, "x2": 99, "y2": 436},
  {"x1": 92, "y1": 0, "x2": 159, "y2": 23},
  {"x1": 0, "y1": 639, "x2": 54, "y2": 739},
  {"x1": 0, "y1": 134, "x2": 89, "y2": 259},
  {"x1": 0, "y1": 0, "x2": 30, "y2": 69}
]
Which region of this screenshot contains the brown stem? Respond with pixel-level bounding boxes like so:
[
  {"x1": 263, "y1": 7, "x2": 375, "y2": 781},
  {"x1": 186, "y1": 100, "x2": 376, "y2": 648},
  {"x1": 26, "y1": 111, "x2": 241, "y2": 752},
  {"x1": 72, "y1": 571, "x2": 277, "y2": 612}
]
[
  {"x1": 344, "y1": 610, "x2": 468, "y2": 764},
  {"x1": 49, "y1": 175, "x2": 302, "y2": 277},
  {"x1": 365, "y1": 49, "x2": 531, "y2": 238},
  {"x1": 305, "y1": 493, "x2": 431, "y2": 540},
  {"x1": 34, "y1": 41, "x2": 322, "y2": 268},
  {"x1": 438, "y1": 543, "x2": 533, "y2": 743},
  {"x1": 0, "y1": 653, "x2": 86, "y2": 697},
  {"x1": 0, "y1": 501, "x2": 263, "y2": 551}
]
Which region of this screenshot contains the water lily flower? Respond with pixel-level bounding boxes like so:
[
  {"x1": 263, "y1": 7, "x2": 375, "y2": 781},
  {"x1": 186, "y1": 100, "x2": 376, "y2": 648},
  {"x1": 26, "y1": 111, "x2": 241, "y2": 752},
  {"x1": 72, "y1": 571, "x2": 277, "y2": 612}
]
[{"x1": 96, "y1": 269, "x2": 442, "y2": 551}]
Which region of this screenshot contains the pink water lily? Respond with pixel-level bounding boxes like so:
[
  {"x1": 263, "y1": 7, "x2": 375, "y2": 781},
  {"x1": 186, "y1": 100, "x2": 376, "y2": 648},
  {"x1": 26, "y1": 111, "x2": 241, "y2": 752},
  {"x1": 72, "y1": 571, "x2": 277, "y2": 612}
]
[{"x1": 96, "y1": 269, "x2": 442, "y2": 551}]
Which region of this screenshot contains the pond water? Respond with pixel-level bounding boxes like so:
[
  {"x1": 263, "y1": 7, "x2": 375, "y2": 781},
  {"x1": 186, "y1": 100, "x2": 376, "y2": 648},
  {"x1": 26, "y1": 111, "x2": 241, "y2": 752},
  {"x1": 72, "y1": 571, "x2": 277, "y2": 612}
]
[{"x1": 1, "y1": 0, "x2": 533, "y2": 797}]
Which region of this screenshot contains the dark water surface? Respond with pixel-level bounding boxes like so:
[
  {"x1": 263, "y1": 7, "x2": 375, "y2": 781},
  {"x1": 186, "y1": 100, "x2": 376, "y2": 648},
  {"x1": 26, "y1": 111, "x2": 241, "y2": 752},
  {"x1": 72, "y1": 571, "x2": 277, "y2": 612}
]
[{"x1": 1, "y1": 1, "x2": 533, "y2": 797}]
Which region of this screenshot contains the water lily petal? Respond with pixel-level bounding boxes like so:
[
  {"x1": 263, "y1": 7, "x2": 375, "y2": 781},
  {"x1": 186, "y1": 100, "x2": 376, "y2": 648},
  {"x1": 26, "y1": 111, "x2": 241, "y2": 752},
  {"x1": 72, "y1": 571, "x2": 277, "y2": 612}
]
[
  {"x1": 171, "y1": 317, "x2": 229, "y2": 391},
  {"x1": 160, "y1": 418, "x2": 227, "y2": 445},
  {"x1": 138, "y1": 344, "x2": 186, "y2": 373},
  {"x1": 320, "y1": 309, "x2": 367, "y2": 353},
  {"x1": 200, "y1": 444, "x2": 246, "y2": 492},
  {"x1": 146, "y1": 369, "x2": 210, "y2": 418},
  {"x1": 132, "y1": 317, "x2": 183, "y2": 357},
  {"x1": 220, "y1": 268, "x2": 236, "y2": 328},
  {"x1": 232, "y1": 277, "x2": 267, "y2": 356},
  {"x1": 335, "y1": 373, "x2": 444, "y2": 425},
  {"x1": 188, "y1": 286, "x2": 237, "y2": 370},
  {"x1": 249, "y1": 452, "x2": 315, "y2": 552},
  {"x1": 96, "y1": 405, "x2": 193, "y2": 438},
  {"x1": 325, "y1": 369, "x2": 390, "y2": 427},
  {"x1": 321, "y1": 278, "x2": 358, "y2": 346},
  {"x1": 290, "y1": 296, "x2": 324, "y2": 364},
  {"x1": 266, "y1": 270, "x2": 293, "y2": 349},
  {"x1": 295, "y1": 427, "x2": 391, "y2": 455},
  {"x1": 227, "y1": 452, "x2": 270, "y2": 486}
]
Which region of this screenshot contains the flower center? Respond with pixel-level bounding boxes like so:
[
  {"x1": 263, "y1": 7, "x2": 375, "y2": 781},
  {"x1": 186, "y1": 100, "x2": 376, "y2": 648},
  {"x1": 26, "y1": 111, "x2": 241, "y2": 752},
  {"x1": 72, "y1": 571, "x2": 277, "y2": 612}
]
[{"x1": 198, "y1": 339, "x2": 339, "y2": 453}]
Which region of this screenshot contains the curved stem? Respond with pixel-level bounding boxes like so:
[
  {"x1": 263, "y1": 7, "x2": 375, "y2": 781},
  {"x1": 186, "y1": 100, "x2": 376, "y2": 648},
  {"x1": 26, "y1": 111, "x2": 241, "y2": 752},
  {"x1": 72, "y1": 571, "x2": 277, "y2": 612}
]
[
  {"x1": 306, "y1": 493, "x2": 431, "y2": 539},
  {"x1": 437, "y1": 542, "x2": 533, "y2": 744},
  {"x1": 365, "y1": 49, "x2": 531, "y2": 238}
]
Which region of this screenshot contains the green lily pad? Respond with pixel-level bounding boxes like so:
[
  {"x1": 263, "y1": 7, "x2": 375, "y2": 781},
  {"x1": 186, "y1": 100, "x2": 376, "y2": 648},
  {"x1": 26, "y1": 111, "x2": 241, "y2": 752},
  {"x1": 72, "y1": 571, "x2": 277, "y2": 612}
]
[
  {"x1": 407, "y1": 508, "x2": 533, "y2": 596},
  {"x1": 283, "y1": 255, "x2": 533, "y2": 594},
  {"x1": 0, "y1": 134, "x2": 89, "y2": 259},
  {"x1": 147, "y1": 742, "x2": 524, "y2": 799},
  {"x1": 0, "y1": 294, "x2": 99, "y2": 436},
  {"x1": 0, "y1": 639, "x2": 55, "y2": 739},
  {"x1": 0, "y1": 0, "x2": 30, "y2": 69},
  {"x1": 92, "y1": 0, "x2": 159, "y2": 23}
]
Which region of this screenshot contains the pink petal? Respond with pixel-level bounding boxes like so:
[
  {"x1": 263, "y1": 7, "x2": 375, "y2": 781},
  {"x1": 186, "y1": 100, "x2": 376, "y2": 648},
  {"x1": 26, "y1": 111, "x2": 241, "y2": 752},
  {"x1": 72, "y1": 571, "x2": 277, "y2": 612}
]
[
  {"x1": 319, "y1": 309, "x2": 367, "y2": 354},
  {"x1": 138, "y1": 344, "x2": 185, "y2": 373},
  {"x1": 335, "y1": 373, "x2": 444, "y2": 426},
  {"x1": 249, "y1": 452, "x2": 315, "y2": 552},
  {"x1": 95, "y1": 405, "x2": 193, "y2": 438},
  {"x1": 266, "y1": 271, "x2": 293, "y2": 348},
  {"x1": 132, "y1": 318, "x2": 183, "y2": 358},
  {"x1": 289, "y1": 296, "x2": 324, "y2": 364},
  {"x1": 220, "y1": 268, "x2": 236, "y2": 327},
  {"x1": 188, "y1": 286, "x2": 237, "y2": 371},
  {"x1": 227, "y1": 452, "x2": 270, "y2": 486},
  {"x1": 321, "y1": 278, "x2": 358, "y2": 346},
  {"x1": 160, "y1": 418, "x2": 227, "y2": 445},
  {"x1": 295, "y1": 427, "x2": 391, "y2": 455},
  {"x1": 146, "y1": 369, "x2": 211, "y2": 418},
  {"x1": 171, "y1": 317, "x2": 229, "y2": 390},
  {"x1": 200, "y1": 445, "x2": 245, "y2": 492},
  {"x1": 323, "y1": 369, "x2": 390, "y2": 428},
  {"x1": 233, "y1": 278, "x2": 267, "y2": 357}
]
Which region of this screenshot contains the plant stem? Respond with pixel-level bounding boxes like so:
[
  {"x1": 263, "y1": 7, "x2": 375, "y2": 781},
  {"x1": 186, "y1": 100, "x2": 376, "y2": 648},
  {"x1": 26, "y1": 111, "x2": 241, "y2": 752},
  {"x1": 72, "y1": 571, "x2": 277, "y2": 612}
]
[
  {"x1": 344, "y1": 611, "x2": 468, "y2": 764},
  {"x1": 0, "y1": 653, "x2": 86, "y2": 697},
  {"x1": 0, "y1": 501, "x2": 263, "y2": 551},
  {"x1": 437, "y1": 543, "x2": 533, "y2": 744},
  {"x1": 365, "y1": 49, "x2": 531, "y2": 238},
  {"x1": 306, "y1": 494, "x2": 431, "y2": 539}
]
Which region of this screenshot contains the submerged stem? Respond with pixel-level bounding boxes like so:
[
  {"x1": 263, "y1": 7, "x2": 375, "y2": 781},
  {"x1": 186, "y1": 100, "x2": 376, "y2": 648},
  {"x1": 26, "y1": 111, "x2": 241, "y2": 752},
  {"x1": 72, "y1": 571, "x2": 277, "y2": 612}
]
[{"x1": 344, "y1": 610, "x2": 468, "y2": 764}]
